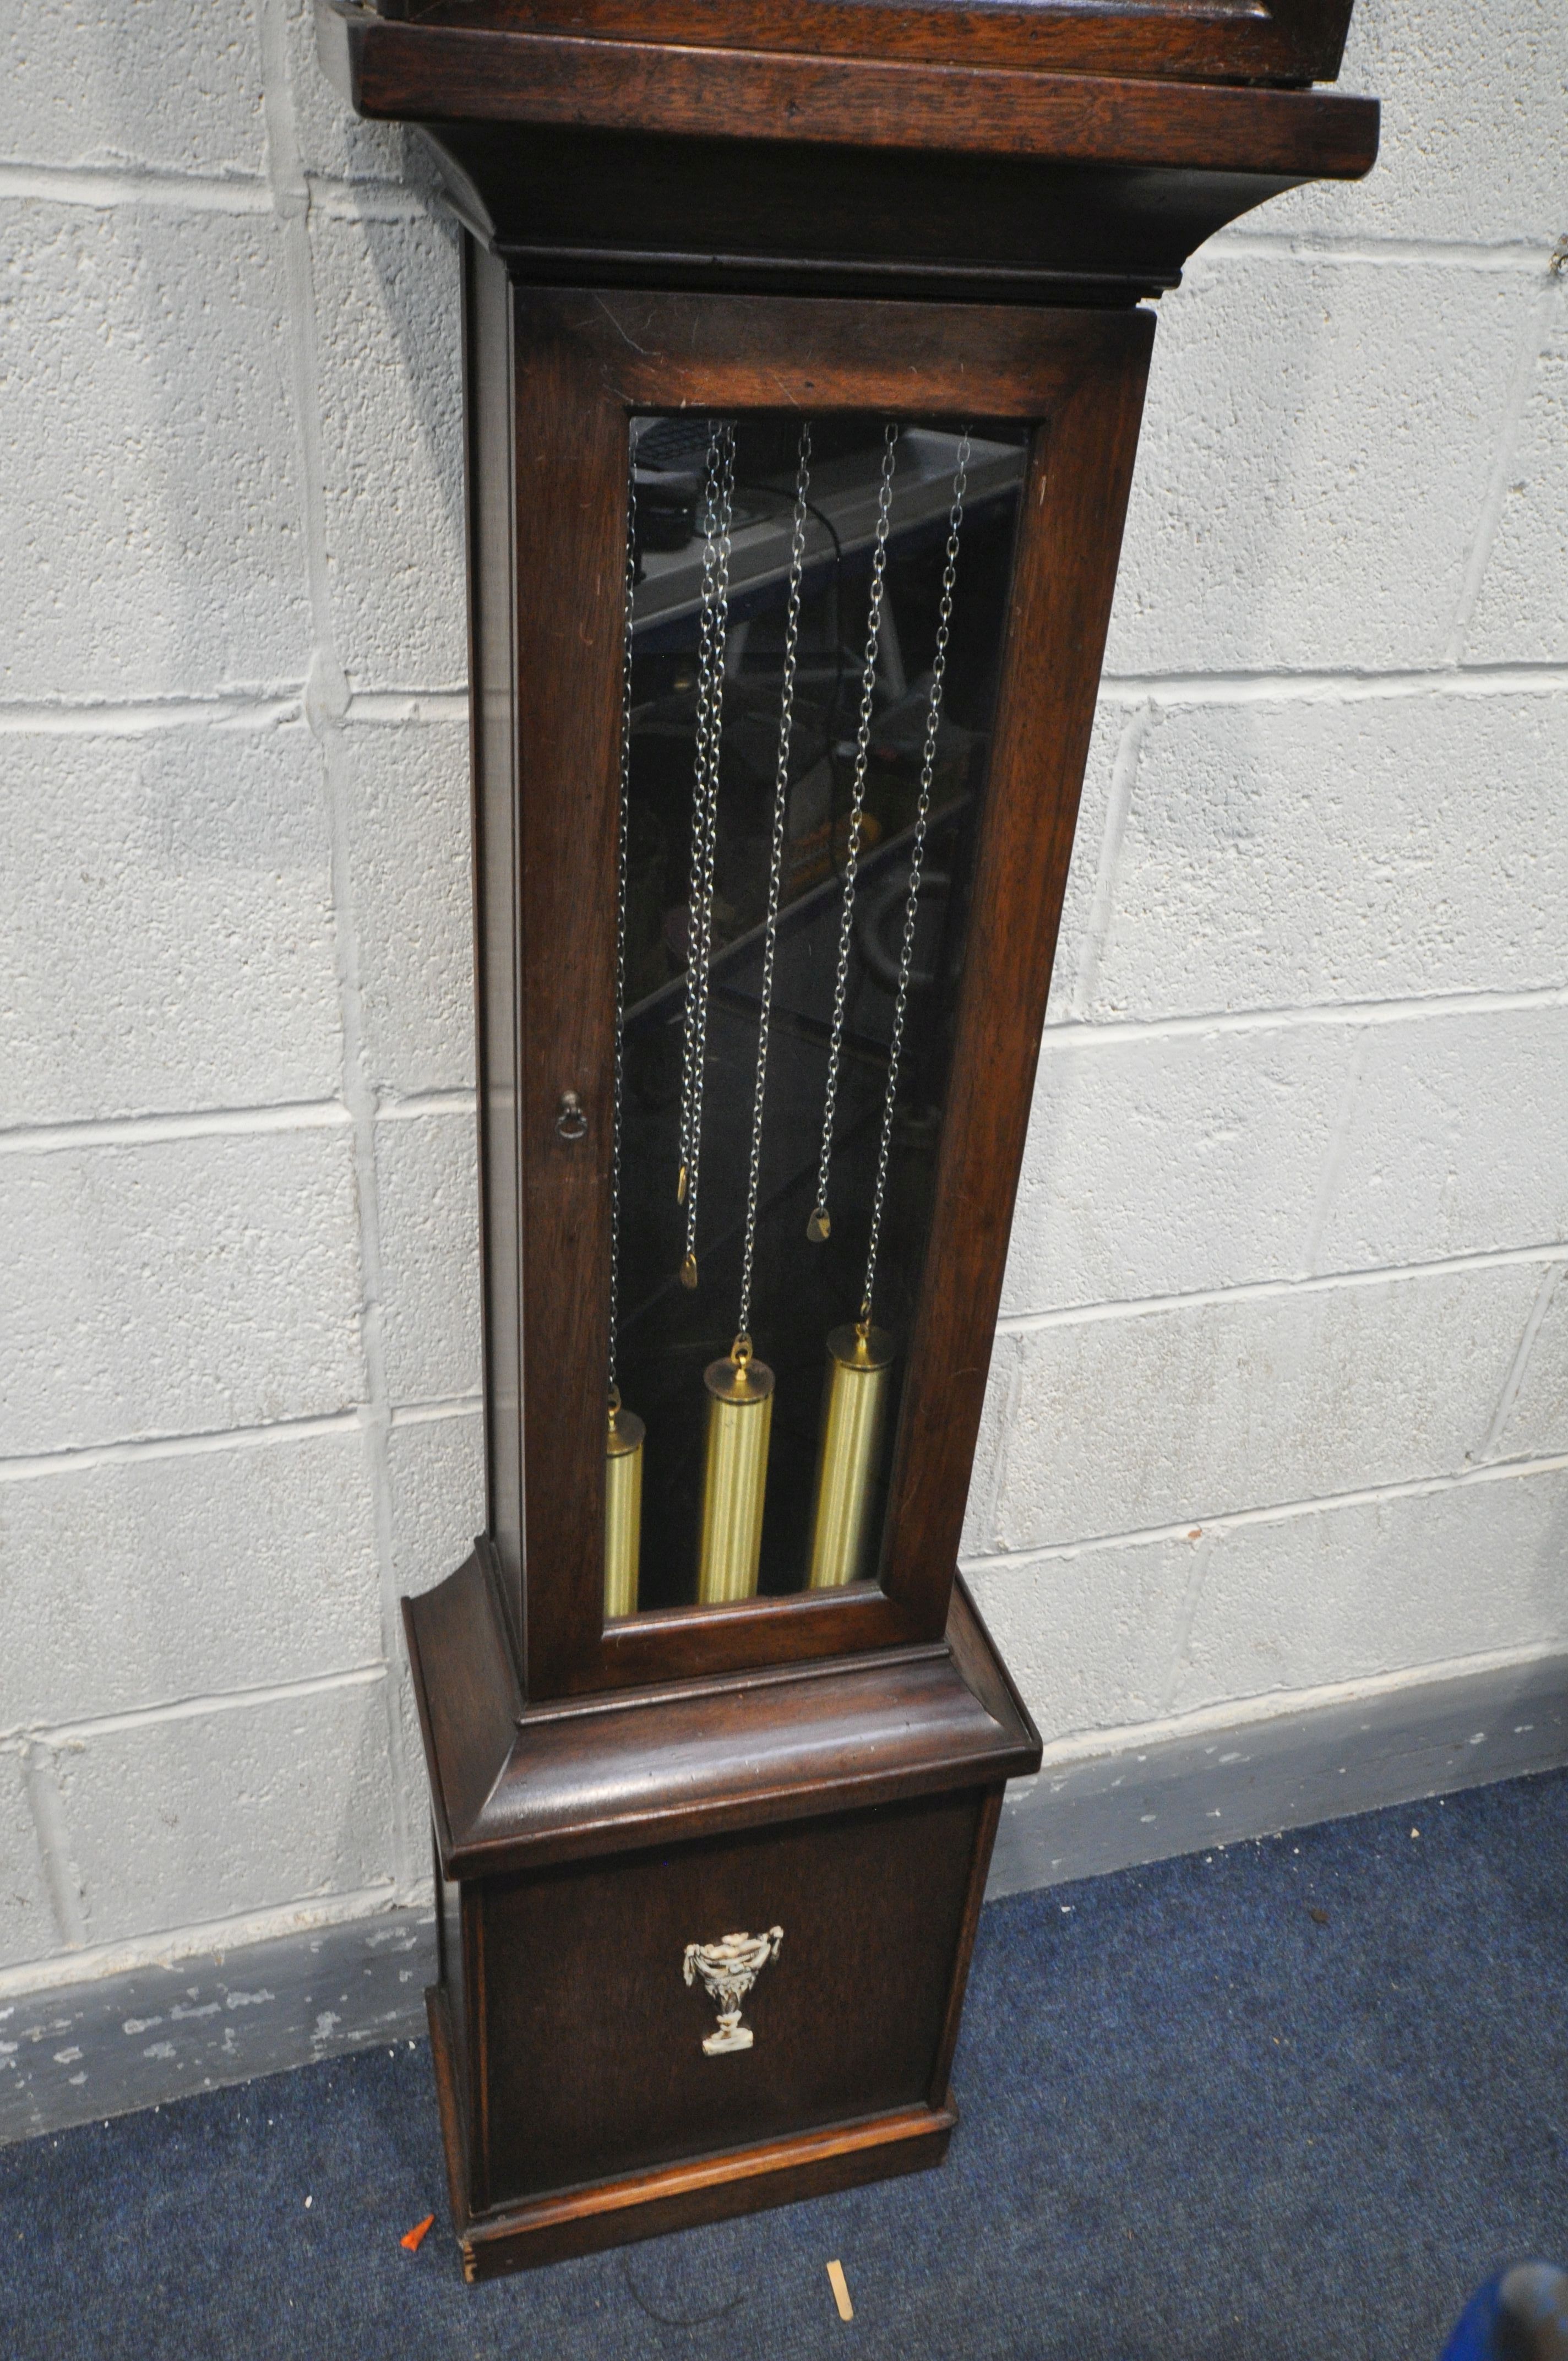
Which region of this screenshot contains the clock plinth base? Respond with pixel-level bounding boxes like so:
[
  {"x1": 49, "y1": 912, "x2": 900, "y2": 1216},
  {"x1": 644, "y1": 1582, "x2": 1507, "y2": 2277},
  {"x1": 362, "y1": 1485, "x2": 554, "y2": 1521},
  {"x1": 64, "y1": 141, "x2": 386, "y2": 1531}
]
[
  {"x1": 431, "y1": 1985, "x2": 956, "y2": 2281},
  {"x1": 407, "y1": 1549, "x2": 1037, "y2": 2283}
]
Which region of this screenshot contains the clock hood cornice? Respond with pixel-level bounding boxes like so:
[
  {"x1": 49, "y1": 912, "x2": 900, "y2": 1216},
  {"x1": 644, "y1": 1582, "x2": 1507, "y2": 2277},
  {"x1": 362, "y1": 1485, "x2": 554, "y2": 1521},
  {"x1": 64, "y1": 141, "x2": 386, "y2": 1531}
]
[{"x1": 315, "y1": 0, "x2": 1378, "y2": 304}]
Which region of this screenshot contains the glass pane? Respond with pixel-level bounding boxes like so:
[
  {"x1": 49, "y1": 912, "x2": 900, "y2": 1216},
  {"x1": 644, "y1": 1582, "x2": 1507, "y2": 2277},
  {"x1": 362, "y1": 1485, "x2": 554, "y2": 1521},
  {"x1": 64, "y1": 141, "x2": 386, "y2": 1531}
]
[{"x1": 605, "y1": 413, "x2": 1027, "y2": 1619}]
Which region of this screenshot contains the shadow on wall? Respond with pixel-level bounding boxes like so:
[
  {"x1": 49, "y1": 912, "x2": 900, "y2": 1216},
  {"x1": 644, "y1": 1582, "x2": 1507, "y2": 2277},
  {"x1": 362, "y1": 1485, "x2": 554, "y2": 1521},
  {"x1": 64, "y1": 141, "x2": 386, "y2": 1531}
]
[{"x1": 358, "y1": 130, "x2": 469, "y2": 582}]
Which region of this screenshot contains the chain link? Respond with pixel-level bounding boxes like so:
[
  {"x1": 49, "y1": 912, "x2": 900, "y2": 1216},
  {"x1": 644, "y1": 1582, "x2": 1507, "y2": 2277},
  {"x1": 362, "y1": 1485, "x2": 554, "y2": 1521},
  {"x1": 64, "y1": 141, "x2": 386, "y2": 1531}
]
[
  {"x1": 734, "y1": 425, "x2": 813, "y2": 1345},
  {"x1": 808, "y1": 421, "x2": 899, "y2": 1241},
  {"x1": 676, "y1": 420, "x2": 723, "y2": 1205},
  {"x1": 608, "y1": 437, "x2": 638, "y2": 1397},
  {"x1": 858, "y1": 432, "x2": 970, "y2": 1325},
  {"x1": 676, "y1": 421, "x2": 736, "y2": 1285}
]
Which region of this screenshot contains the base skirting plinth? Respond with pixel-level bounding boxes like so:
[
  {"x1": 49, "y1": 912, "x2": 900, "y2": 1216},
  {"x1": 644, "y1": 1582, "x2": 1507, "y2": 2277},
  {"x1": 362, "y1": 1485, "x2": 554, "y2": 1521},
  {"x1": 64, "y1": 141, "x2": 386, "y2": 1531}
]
[{"x1": 428, "y1": 1987, "x2": 956, "y2": 2280}]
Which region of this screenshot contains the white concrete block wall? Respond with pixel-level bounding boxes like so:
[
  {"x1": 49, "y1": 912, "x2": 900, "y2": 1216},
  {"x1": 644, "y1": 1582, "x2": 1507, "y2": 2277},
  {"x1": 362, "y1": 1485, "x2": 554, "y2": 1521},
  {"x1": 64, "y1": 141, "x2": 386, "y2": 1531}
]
[
  {"x1": 1502, "y1": 1276, "x2": 1568, "y2": 1459},
  {"x1": 3, "y1": 1430, "x2": 382, "y2": 1728},
  {"x1": 0, "y1": 0, "x2": 471, "y2": 1992},
  {"x1": 1, "y1": 723, "x2": 341, "y2": 1124},
  {"x1": 973, "y1": 0, "x2": 1568, "y2": 1771},
  {"x1": 0, "y1": 0, "x2": 1563, "y2": 2012},
  {"x1": 50, "y1": 1676, "x2": 396, "y2": 1946},
  {"x1": 2, "y1": 203, "x2": 311, "y2": 701}
]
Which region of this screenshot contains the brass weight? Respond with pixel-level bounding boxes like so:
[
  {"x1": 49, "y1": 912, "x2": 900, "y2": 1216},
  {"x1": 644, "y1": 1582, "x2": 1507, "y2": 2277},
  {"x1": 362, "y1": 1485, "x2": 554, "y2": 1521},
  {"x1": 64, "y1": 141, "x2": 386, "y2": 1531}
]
[
  {"x1": 807, "y1": 1323, "x2": 892, "y2": 1589},
  {"x1": 802, "y1": 434, "x2": 971, "y2": 1600},
  {"x1": 696, "y1": 1337, "x2": 775, "y2": 1604},
  {"x1": 603, "y1": 1391, "x2": 645, "y2": 1619}
]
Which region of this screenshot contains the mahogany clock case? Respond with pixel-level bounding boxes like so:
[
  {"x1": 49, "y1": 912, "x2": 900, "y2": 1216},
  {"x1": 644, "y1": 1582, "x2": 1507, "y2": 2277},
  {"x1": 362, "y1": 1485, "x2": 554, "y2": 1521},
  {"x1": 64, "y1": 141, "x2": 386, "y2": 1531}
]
[
  {"x1": 317, "y1": 0, "x2": 1377, "y2": 2283},
  {"x1": 400, "y1": 246, "x2": 1164, "y2": 2283}
]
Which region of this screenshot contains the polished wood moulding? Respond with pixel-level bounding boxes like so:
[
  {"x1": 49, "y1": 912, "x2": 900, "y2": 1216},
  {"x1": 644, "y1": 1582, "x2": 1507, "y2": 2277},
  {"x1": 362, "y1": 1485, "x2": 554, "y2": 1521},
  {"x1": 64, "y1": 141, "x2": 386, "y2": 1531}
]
[
  {"x1": 323, "y1": 17, "x2": 1375, "y2": 175},
  {"x1": 431, "y1": 1987, "x2": 960, "y2": 2280},
  {"x1": 364, "y1": 0, "x2": 1358, "y2": 88},
  {"x1": 405, "y1": 1551, "x2": 1040, "y2": 1873},
  {"x1": 318, "y1": 0, "x2": 1376, "y2": 306}
]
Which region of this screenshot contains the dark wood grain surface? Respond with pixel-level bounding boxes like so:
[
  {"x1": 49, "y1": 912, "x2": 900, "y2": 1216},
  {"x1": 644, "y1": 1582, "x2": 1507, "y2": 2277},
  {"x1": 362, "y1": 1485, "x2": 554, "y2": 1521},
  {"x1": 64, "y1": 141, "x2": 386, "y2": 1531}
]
[
  {"x1": 926, "y1": 1781, "x2": 1003, "y2": 2108},
  {"x1": 479, "y1": 1793, "x2": 980, "y2": 2197},
  {"x1": 319, "y1": 5, "x2": 1377, "y2": 181},
  {"x1": 372, "y1": 0, "x2": 1358, "y2": 88},
  {"x1": 521, "y1": 282, "x2": 1147, "y2": 415},
  {"x1": 431, "y1": 1960, "x2": 955, "y2": 2275},
  {"x1": 415, "y1": 123, "x2": 1311, "y2": 309},
  {"x1": 406, "y1": 1552, "x2": 1040, "y2": 1876},
  {"x1": 401, "y1": 1543, "x2": 521, "y2": 1865},
  {"x1": 507, "y1": 287, "x2": 624, "y2": 1694},
  {"x1": 885, "y1": 325, "x2": 1153, "y2": 1639},
  {"x1": 416, "y1": 1587, "x2": 1018, "y2": 2272},
  {"x1": 465, "y1": 238, "x2": 525, "y2": 1644}
]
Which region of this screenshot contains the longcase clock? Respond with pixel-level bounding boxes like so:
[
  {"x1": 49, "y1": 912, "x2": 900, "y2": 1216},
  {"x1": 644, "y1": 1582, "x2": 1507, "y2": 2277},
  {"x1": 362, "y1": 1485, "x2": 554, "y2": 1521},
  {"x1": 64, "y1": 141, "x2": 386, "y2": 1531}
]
[{"x1": 316, "y1": 0, "x2": 1376, "y2": 2282}]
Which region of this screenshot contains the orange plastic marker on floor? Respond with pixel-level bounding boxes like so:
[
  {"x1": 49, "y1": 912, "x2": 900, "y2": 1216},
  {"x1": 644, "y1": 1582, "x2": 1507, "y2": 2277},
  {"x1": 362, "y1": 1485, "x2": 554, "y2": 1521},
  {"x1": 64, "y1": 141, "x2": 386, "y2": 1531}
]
[
  {"x1": 401, "y1": 2214, "x2": 435, "y2": 2253},
  {"x1": 826, "y1": 2260, "x2": 854, "y2": 2321}
]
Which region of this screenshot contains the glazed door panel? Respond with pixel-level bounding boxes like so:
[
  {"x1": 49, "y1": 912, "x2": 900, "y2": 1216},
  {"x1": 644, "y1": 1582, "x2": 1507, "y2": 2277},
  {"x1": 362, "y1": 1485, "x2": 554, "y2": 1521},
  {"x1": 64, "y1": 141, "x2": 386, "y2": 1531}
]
[{"x1": 468, "y1": 262, "x2": 1152, "y2": 1695}]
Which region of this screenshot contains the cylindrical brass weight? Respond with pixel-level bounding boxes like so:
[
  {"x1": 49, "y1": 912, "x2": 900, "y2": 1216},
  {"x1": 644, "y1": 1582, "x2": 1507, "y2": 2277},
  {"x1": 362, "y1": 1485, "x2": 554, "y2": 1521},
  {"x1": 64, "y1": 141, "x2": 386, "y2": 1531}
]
[
  {"x1": 808, "y1": 1323, "x2": 893, "y2": 1590},
  {"x1": 696, "y1": 1342, "x2": 776, "y2": 1604},
  {"x1": 603, "y1": 1399, "x2": 645, "y2": 1619}
]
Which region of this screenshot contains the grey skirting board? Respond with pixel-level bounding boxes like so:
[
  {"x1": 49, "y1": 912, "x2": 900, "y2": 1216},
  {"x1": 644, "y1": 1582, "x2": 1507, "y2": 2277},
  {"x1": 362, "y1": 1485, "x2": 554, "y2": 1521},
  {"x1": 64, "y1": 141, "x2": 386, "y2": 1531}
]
[
  {"x1": 990, "y1": 1647, "x2": 1568, "y2": 1896},
  {"x1": 1, "y1": 1909, "x2": 435, "y2": 2147}
]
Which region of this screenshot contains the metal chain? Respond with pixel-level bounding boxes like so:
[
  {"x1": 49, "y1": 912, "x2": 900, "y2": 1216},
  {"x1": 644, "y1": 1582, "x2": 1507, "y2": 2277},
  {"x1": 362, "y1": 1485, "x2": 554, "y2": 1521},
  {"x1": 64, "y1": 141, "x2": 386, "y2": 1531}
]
[
  {"x1": 676, "y1": 421, "x2": 735, "y2": 1287},
  {"x1": 682, "y1": 421, "x2": 736, "y2": 1281},
  {"x1": 807, "y1": 420, "x2": 899, "y2": 1242},
  {"x1": 734, "y1": 424, "x2": 812, "y2": 1346},
  {"x1": 676, "y1": 422, "x2": 723, "y2": 1207},
  {"x1": 858, "y1": 432, "x2": 970, "y2": 1327},
  {"x1": 608, "y1": 439, "x2": 638, "y2": 1399}
]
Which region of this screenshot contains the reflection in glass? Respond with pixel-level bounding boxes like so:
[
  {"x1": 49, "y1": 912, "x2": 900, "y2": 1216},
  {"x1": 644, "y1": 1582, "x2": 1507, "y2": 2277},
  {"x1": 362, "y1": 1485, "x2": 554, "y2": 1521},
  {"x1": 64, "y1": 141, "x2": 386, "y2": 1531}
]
[{"x1": 605, "y1": 414, "x2": 1026, "y2": 1617}]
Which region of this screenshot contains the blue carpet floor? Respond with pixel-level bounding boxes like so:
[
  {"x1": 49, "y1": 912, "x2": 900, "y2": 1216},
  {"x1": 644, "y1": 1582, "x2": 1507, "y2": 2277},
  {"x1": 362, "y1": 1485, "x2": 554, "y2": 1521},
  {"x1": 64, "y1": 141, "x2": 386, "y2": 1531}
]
[{"x1": 4, "y1": 1768, "x2": 1566, "y2": 2361}]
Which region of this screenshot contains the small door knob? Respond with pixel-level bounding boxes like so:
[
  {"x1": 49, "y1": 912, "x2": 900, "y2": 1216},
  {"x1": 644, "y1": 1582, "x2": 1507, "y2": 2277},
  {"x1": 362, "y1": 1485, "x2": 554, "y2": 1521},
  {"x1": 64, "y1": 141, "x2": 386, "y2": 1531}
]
[{"x1": 554, "y1": 1090, "x2": 587, "y2": 1141}]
